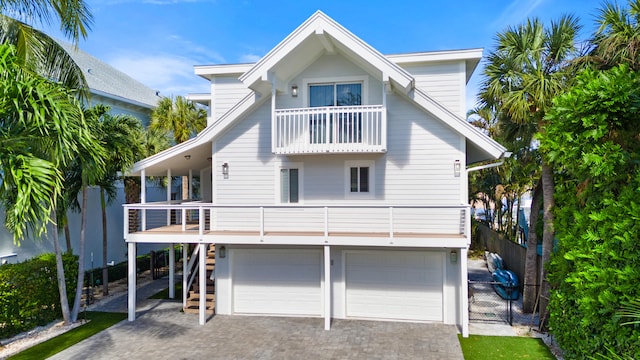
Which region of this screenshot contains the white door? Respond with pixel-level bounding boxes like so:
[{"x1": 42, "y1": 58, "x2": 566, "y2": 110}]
[
  {"x1": 345, "y1": 251, "x2": 444, "y2": 321},
  {"x1": 232, "y1": 249, "x2": 322, "y2": 316}
]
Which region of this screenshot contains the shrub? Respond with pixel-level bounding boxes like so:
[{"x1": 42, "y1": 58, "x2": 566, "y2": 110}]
[{"x1": 0, "y1": 253, "x2": 78, "y2": 339}]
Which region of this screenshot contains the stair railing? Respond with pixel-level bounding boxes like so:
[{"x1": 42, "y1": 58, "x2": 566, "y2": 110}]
[{"x1": 183, "y1": 244, "x2": 203, "y2": 308}]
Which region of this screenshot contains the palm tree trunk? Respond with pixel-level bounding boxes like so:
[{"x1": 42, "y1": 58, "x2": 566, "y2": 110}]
[
  {"x1": 71, "y1": 185, "x2": 88, "y2": 322},
  {"x1": 523, "y1": 179, "x2": 542, "y2": 312},
  {"x1": 64, "y1": 222, "x2": 72, "y2": 255},
  {"x1": 539, "y1": 161, "x2": 555, "y2": 327},
  {"x1": 100, "y1": 187, "x2": 109, "y2": 296},
  {"x1": 51, "y1": 208, "x2": 71, "y2": 324}
]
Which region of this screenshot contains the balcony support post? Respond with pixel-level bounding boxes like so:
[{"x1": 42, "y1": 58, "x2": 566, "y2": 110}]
[
  {"x1": 141, "y1": 169, "x2": 146, "y2": 231},
  {"x1": 166, "y1": 168, "x2": 171, "y2": 226},
  {"x1": 389, "y1": 206, "x2": 394, "y2": 244}
]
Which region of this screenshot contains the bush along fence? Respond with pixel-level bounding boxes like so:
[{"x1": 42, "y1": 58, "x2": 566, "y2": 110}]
[{"x1": 0, "y1": 253, "x2": 78, "y2": 339}]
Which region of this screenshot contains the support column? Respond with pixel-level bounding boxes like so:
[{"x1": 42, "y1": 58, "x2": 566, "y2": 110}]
[
  {"x1": 199, "y1": 243, "x2": 207, "y2": 325},
  {"x1": 166, "y1": 169, "x2": 172, "y2": 225},
  {"x1": 169, "y1": 244, "x2": 175, "y2": 299},
  {"x1": 182, "y1": 243, "x2": 188, "y2": 308},
  {"x1": 324, "y1": 245, "x2": 331, "y2": 330},
  {"x1": 141, "y1": 169, "x2": 146, "y2": 231},
  {"x1": 127, "y1": 242, "x2": 137, "y2": 321},
  {"x1": 188, "y1": 169, "x2": 193, "y2": 200},
  {"x1": 461, "y1": 247, "x2": 469, "y2": 337}
]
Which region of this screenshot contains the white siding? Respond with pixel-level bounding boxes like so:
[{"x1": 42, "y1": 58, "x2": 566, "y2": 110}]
[
  {"x1": 210, "y1": 89, "x2": 465, "y2": 234},
  {"x1": 398, "y1": 61, "x2": 466, "y2": 117},
  {"x1": 212, "y1": 76, "x2": 251, "y2": 122}
]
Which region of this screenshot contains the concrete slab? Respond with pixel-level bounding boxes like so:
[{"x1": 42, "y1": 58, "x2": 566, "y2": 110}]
[{"x1": 50, "y1": 300, "x2": 464, "y2": 360}]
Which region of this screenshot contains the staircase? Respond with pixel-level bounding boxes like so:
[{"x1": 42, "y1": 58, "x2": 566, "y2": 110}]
[{"x1": 183, "y1": 245, "x2": 216, "y2": 314}]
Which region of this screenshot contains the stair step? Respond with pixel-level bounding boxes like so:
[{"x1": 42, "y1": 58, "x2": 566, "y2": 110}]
[
  {"x1": 192, "y1": 285, "x2": 215, "y2": 292},
  {"x1": 183, "y1": 306, "x2": 215, "y2": 315},
  {"x1": 188, "y1": 292, "x2": 216, "y2": 300}
]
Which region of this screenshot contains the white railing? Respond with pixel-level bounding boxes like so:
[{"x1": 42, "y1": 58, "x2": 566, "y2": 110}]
[
  {"x1": 273, "y1": 105, "x2": 386, "y2": 154},
  {"x1": 124, "y1": 203, "x2": 469, "y2": 239}
]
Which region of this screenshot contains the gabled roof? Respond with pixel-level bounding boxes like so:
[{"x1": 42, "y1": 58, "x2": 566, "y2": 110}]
[
  {"x1": 239, "y1": 11, "x2": 414, "y2": 94},
  {"x1": 56, "y1": 40, "x2": 160, "y2": 109},
  {"x1": 131, "y1": 11, "x2": 506, "y2": 177}
]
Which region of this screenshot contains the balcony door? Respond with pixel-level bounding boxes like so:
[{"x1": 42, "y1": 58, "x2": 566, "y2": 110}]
[{"x1": 309, "y1": 83, "x2": 362, "y2": 144}]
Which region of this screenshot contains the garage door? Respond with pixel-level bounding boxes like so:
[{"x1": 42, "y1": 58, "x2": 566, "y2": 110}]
[
  {"x1": 345, "y1": 251, "x2": 443, "y2": 321},
  {"x1": 232, "y1": 249, "x2": 322, "y2": 316}
]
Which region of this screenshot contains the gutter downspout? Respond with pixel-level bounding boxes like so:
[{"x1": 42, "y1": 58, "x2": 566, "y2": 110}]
[{"x1": 466, "y1": 151, "x2": 512, "y2": 173}]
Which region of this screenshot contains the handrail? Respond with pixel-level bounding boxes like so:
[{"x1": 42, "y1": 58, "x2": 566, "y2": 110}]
[
  {"x1": 185, "y1": 245, "x2": 201, "y2": 307},
  {"x1": 124, "y1": 203, "x2": 470, "y2": 210},
  {"x1": 124, "y1": 203, "x2": 471, "y2": 239}
]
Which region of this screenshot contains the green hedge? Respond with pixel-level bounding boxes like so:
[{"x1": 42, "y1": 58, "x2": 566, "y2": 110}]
[{"x1": 0, "y1": 253, "x2": 78, "y2": 339}]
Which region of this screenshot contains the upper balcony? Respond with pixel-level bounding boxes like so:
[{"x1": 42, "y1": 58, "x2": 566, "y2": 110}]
[{"x1": 273, "y1": 105, "x2": 386, "y2": 155}]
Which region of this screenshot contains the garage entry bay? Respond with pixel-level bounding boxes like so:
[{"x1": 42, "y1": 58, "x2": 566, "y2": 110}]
[
  {"x1": 345, "y1": 251, "x2": 444, "y2": 321},
  {"x1": 230, "y1": 248, "x2": 445, "y2": 322}
]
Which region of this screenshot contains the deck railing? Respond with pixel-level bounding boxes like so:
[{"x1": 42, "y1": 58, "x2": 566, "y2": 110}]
[
  {"x1": 273, "y1": 105, "x2": 386, "y2": 154},
  {"x1": 124, "y1": 202, "x2": 470, "y2": 239}
]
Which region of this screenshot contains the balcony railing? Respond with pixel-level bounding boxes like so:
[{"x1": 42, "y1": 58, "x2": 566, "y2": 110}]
[
  {"x1": 124, "y1": 202, "x2": 469, "y2": 241},
  {"x1": 273, "y1": 105, "x2": 386, "y2": 154}
]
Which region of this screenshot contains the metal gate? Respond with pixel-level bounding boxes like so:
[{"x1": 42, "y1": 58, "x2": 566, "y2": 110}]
[{"x1": 468, "y1": 280, "x2": 514, "y2": 325}]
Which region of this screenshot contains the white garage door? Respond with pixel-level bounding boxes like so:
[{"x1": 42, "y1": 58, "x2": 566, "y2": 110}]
[
  {"x1": 232, "y1": 249, "x2": 322, "y2": 316},
  {"x1": 345, "y1": 251, "x2": 444, "y2": 321}
]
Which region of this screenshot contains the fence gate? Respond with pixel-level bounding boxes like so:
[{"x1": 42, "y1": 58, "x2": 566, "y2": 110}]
[{"x1": 468, "y1": 280, "x2": 513, "y2": 325}]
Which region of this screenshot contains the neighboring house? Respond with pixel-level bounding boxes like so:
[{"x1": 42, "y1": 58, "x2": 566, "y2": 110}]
[
  {"x1": 0, "y1": 42, "x2": 162, "y2": 268},
  {"x1": 124, "y1": 11, "x2": 506, "y2": 337}
]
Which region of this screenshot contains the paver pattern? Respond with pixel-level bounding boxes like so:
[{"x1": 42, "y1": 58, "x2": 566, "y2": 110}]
[{"x1": 49, "y1": 280, "x2": 463, "y2": 360}]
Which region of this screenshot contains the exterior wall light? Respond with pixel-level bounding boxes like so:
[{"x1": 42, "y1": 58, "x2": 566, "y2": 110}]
[
  {"x1": 454, "y1": 160, "x2": 461, "y2": 177},
  {"x1": 184, "y1": 154, "x2": 191, "y2": 160},
  {"x1": 222, "y1": 162, "x2": 229, "y2": 178},
  {"x1": 219, "y1": 245, "x2": 226, "y2": 259},
  {"x1": 450, "y1": 250, "x2": 458, "y2": 264},
  {"x1": 291, "y1": 85, "x2": 298, "y2": 97}
]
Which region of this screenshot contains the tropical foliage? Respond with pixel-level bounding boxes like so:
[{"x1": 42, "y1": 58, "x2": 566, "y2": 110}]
[
  {"x1": 478, "y1": 15, "x2": 581, "y2": 315},
  {"x1": 541, "y1": 65, "x2": 640, "y2": 359}
]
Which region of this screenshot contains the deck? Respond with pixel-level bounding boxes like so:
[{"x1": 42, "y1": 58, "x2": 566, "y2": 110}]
[{"x1": 124, "y1": 203, "x2": 470, "y2": 248}]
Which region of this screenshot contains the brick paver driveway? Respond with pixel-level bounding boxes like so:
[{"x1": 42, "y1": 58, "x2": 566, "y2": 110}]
[{"x1": 49, "y1": 299, "x2": 463, "y2": 360}]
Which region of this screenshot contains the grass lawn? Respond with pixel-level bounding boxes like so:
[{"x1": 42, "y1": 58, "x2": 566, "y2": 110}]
[
  {"x1": 8, "y1": 312, "x2": 127, "y2": 360},
  {"x1": 459, "y1": 335, "x2": 556, "y2": 359},
  {"x1": 148, "y1": 282, "x2": 183, "y2": 300}
]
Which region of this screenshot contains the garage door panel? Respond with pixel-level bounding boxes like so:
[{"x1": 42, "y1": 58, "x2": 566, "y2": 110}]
[
  {"x1": 346, "y1": 251, "x2": 443, "y2": 322},
  {"x1": 233, "y1": 249, "x2": 322, "y2": 316}
]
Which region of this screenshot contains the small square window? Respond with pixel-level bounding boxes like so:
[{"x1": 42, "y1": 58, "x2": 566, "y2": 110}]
[{"x1": 345, "y1": 160, "x2": 374, "y2": 198}]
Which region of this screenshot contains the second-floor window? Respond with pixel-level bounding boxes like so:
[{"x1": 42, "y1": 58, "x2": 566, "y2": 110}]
[
  {"x1": 280, "y1": 168, "x2": 299, "y2": 203},
  {"x1": 309, "y1": 83, "x2": 362, "y2": 144}
]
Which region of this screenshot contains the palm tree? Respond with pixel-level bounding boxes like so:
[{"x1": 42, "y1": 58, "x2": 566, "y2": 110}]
[
  {"x1": 93, "y1": 106, "x2": 144, "y2": 296},
  {"x1": 480, "y1": 15, "x2": 581, "y2": 321},
  {"x1": 150, "y1": 96, "x2": 206, "y2": 200},
  {"x1": 62, "y1": 105, "x2": 106, "y2": 322},
  {"x1": 151, "y1": 96, "x2": 207, "y2": 144},
  {"x1": 0, "y1": 43, "x2": 97, "y2": 324},
  {"x1": 0, "y1": 1, "x2": 93, "y2": 90},
  {"x1": 590, "y1": 0, "x2": 640, "y2": 70}
]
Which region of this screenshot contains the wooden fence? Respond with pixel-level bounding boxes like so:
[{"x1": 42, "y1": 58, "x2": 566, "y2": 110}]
[{"x1": 473, "y1": 224, "x2": 541, "y2": 286}]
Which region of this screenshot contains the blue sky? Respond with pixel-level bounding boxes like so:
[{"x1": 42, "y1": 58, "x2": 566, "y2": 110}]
[{"x1": 45, "y1": 0, "x2": 602, "y2": 109}]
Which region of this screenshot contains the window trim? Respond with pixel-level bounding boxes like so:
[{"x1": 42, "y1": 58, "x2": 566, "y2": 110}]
[
  {"x1": 344, "y1": 160, "x2": 375, "y2": 199},
  {"x1": 276, "y1": 162, "x2": 304, "y2": 204},
  {"x1": 302, "y1": 76, "x2": 369, "y2": 108}
]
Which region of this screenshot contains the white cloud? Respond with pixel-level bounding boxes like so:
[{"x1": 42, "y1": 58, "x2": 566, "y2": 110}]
[
  {"x1": 239, "y1": 53, "x2": 261, "y2": 63},
  {"x1": 490, "y1": 0, "x2": 546, "y2": 30},
  {"x1": 108, "y1": 53, "x2": 209, "y2": 96}
]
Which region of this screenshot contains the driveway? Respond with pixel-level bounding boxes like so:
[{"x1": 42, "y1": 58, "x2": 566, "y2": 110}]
[{"x1": 49, "y1": 298, "x2": 463, "y2": 360}]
